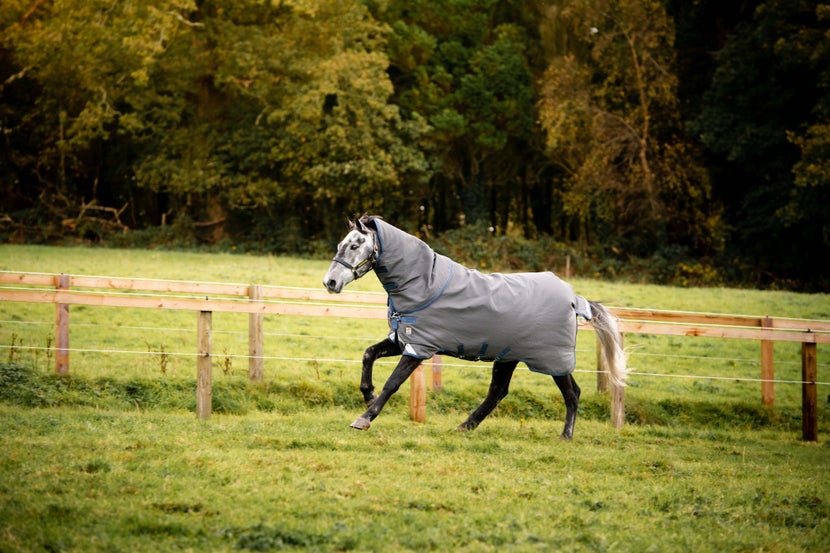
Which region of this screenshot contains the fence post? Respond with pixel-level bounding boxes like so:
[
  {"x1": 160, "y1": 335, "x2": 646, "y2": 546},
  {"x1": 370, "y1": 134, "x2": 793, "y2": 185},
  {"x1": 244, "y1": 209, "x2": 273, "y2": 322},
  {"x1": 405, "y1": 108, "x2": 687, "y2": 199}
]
[
  {"x1": 248, "y1": 285, "x2": 264, "y2": 382},
  {"x1": 611, "y1": 384, "x2": 625, "y2": 429},
  {"x1": 197, "y1": 311, "x2": 213, "y2": 420},
  {"x1": 55, "y1": 274, "x2": 70, "y2": 374},
  {"x1": 431, "y1": 355, "x2": 443, "y2": 392},
  {"x1": 410, "y1": 363, "x2": 426, "y2": 423},
  {"x1": 801, "y1": 339, "x2": 817, "y2": 442},
  {"x1": 761, "y1": 316, "x2": 774, "y2": 406}
]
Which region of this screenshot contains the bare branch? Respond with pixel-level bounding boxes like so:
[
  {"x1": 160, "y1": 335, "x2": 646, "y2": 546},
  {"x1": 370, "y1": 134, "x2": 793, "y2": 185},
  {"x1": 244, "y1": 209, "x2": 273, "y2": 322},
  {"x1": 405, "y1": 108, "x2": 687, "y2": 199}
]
[
  {"x1": 168, "y1": 11, "x2": 204, "y2": 28},
  {"x1": 21, "y1": 0, "x2": 48, "y2": 24}
]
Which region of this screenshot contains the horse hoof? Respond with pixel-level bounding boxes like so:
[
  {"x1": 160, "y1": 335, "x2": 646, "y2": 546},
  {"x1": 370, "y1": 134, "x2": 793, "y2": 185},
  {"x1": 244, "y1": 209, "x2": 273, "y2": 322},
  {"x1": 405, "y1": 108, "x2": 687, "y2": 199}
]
[
  {"x1": 350, "y1": 417, "x2": 371, "y2": 430},
  {"x1": 364, "y1": 395, "x2": 378, "y2": 407},
  {"x1": 558, "y1": 434, "x2": 573, "y2": 441},
  {"x1": 455, "y1": 425, "x2": 468, "y2": 432}
]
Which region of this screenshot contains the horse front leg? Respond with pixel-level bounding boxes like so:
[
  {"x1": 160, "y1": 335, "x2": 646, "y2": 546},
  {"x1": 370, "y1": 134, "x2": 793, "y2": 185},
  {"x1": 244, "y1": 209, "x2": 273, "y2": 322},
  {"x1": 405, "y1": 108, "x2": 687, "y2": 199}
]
[
  {"x1": 457, "y1": 360, "x2": 518, "y2": 431},
  {"x1": 553, "y1": 374, "x2": 581, "y2": 440},
  {"x1": 350, "y1": 355, "x2": 422, "y2": 430},
  {"x1": 360, "y1": 338, "x2": 401, "y2": 407}
]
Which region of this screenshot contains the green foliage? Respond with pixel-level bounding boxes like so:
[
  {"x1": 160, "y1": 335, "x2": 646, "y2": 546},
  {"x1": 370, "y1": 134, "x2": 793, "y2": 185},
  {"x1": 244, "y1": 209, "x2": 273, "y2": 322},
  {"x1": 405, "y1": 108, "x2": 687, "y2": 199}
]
[
  {"x1": 3, "y1": 1, "x2": 196, "y2": 197},
  {"x1": 688, "y1": 0, "x2": 830, "y2": 288},
  {"x1": 429, "y1": 223, "x2": 727, "y2": 286},
  {"x1": 375, "y1": 0, "x2": 540, "y2": 228},
  {"x1": 538, "y1": 0, "x2": 722, "y2": 258},
  {"x1": 786, "y1": 121, "x2": 830, "y2": 277},
  {"x1": 1, "y1": 0, "x2": 428, "y2": 244},
  {"x1": 432, "y1": 222, "x2": 571, "y2": 272},
  {"x1": 0, "y1": 362, "x2": 49, "y2": 407}
]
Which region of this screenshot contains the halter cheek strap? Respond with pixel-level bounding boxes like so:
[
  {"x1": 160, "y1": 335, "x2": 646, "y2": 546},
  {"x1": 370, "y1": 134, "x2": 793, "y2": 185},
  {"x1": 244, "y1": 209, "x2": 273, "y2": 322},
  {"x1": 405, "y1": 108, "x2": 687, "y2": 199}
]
[{"x1": 332, "y1": 243, "x2": 378, "y2": 280}]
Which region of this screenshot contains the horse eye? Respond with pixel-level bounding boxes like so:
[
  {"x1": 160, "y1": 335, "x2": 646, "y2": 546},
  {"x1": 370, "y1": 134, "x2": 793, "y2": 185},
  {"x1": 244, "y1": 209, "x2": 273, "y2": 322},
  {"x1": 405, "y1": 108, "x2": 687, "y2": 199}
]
[{"x1": 349, "y1": 244, "x2": 359, "y2": 250}]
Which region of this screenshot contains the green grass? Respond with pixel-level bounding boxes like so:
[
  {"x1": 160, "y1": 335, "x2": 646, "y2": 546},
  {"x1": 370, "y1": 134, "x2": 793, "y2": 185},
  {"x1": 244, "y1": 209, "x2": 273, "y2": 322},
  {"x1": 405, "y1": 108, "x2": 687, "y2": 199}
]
[
  {"x1": 1, "y1": 406, "x2": 828, "y2": 552},
  {"x1": 1, "y1": 244, "x2": 829, "y2": 551}
]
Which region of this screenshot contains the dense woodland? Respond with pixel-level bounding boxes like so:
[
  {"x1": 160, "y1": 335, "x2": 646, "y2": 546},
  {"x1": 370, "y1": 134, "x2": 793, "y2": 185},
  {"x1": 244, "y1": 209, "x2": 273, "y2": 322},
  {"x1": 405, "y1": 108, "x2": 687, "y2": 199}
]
[{"x1": 1, "y1": 0, "x2": 828, "y2": 290}]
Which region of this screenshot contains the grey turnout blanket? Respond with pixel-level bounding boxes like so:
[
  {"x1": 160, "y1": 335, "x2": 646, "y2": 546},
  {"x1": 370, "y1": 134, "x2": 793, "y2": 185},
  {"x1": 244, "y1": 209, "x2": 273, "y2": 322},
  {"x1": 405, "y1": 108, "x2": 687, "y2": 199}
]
[{"x1": 371, "y1": 218, "x2": 591, "y2": 376}]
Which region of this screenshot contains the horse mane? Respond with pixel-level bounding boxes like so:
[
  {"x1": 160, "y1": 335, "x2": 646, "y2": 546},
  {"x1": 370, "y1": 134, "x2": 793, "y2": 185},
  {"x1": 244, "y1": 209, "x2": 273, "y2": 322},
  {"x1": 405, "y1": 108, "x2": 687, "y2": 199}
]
[{"x1": 349, "y1": 214, "x2": 382, "y2": 233}]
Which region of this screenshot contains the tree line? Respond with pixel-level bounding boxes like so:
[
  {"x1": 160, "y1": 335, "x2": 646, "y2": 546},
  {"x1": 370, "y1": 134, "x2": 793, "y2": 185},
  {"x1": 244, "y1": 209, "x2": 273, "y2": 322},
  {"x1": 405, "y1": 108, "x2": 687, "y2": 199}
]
[{"x1": 1, "y1": 0, "x2": 828, "y2": 290}]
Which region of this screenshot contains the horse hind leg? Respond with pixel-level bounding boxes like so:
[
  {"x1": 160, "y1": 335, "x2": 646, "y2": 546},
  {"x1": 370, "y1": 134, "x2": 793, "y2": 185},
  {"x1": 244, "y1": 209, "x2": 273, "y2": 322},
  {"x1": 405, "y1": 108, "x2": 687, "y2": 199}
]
[
  {"x1": 553, "y1": 374, "x2": 581, "y2": 440},
  {"x1": 457, "y1": 360, "x2": 518, "y2": 431}
]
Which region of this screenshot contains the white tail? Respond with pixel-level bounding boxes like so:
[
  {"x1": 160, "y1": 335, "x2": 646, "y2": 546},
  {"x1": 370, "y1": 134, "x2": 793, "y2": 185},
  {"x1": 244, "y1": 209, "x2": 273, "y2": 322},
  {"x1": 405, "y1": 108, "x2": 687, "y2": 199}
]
[{"x1": 588, "y1": 301, "x2": 628, "y2": 388}]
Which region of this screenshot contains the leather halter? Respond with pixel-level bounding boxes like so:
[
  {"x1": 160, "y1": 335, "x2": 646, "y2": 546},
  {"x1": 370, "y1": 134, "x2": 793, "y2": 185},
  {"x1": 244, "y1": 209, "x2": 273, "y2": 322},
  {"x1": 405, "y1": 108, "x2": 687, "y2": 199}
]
[{"x1": 331, "y1": 236, "x2": 378, "y2": 281}]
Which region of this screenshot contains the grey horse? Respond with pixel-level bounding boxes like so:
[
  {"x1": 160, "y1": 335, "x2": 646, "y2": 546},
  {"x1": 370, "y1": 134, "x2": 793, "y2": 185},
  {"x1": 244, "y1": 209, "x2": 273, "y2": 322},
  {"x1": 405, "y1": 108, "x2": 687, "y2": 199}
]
[{"x1": 323, "y1": 216, "x2": 627, "y2": 439}]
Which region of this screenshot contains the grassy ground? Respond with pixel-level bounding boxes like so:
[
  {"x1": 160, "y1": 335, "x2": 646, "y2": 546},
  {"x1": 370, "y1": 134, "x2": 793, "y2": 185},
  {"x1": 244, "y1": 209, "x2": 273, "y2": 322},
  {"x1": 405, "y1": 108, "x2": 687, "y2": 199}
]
[
  {"x1": 1, "y1": 406, "x2": 828, "y2": 552},
  {"x1": 1, "y1": 244, "x2": 829, "y2": 551}
]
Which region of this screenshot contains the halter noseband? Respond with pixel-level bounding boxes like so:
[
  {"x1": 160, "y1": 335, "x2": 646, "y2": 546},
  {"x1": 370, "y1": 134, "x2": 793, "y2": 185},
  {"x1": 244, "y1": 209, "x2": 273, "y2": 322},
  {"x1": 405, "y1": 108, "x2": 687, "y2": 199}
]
[{"x1": 331, "y1": 236, "x2": 378, "y2": 281}]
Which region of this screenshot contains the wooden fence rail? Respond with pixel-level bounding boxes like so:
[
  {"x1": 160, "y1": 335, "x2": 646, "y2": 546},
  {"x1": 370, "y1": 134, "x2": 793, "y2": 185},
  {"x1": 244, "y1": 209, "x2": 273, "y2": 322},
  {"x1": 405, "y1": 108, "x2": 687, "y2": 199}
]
[{"x1": 1, "y1": 271, "x2": 827, "y2": 440}]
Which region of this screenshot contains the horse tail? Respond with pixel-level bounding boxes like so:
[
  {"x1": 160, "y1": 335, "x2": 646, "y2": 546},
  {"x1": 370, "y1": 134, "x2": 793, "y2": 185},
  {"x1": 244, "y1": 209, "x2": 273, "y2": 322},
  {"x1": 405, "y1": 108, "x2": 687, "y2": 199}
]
[{"x1": 587, "y1": 301, "x2": 628, "y2": 388}]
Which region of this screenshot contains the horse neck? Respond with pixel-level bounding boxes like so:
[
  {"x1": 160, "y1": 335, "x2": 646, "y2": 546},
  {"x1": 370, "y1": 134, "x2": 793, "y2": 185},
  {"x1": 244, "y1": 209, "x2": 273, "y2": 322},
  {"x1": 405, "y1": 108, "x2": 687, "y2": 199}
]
[{"x1": 373, "y1": 221, "x2": 435, "y2": 294}]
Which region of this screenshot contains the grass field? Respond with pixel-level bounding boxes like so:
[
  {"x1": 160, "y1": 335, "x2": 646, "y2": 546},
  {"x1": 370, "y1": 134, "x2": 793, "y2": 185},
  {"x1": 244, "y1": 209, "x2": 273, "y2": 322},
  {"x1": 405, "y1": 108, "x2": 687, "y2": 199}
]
[
  {"x1": 1, "y1": 407, "x2": 828, "y2": 552},
  {"x1": 1, "y1": 244, "x2": 829, "y2": 552}
]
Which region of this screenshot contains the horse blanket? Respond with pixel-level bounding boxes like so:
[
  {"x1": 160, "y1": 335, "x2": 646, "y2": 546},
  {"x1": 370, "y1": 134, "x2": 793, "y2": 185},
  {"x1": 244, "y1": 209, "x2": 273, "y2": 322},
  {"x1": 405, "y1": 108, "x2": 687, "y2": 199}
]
[{"x1": 370, "y1": 218, "x2": 591, "y2": 376}]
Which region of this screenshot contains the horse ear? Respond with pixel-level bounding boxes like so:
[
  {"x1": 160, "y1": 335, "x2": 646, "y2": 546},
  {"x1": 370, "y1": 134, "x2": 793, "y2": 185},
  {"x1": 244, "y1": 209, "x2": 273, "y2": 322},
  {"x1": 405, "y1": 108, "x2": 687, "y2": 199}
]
[
  {"x1": 345, "y1": 216, "x2": 355, "y2": 230},
  {"x1": 355, "y1": 217, "x2": 369, "y2": 233},
  {"x1": 357, "y1": 213, "x2": 378, "y2": 232}
]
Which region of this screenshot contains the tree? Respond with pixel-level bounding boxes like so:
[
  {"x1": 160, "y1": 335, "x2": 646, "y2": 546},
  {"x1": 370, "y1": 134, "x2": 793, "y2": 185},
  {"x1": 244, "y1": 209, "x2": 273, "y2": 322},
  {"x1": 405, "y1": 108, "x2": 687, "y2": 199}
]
[
  {"x1": 2, "y1": 0, "x2": 196, "y2": 237},
  {"x1": 782, "y1": 3, "x2": 830, "y2": 288},
  {"x1": 371, "y1": 0, "x2": 543, "y2": 233},
  {"x1": 537, "y1": 0, "x2": 722, "y2": 256},
  {"x1": 2, "y1": 0, "x2": 428, "y2": 244},
  {"x1": 691, "y1": 0, "x2": 830, "y2": 287},
  {"x1": 135, "y1": 0, "x2": 430, "y2": 242}
]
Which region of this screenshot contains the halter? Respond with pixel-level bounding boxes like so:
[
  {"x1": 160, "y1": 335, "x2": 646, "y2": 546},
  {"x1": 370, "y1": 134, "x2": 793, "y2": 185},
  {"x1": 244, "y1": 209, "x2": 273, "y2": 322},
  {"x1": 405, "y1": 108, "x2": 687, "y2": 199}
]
[{"x1": 331, "y1": 236, "x2": 378, "y2": 281}]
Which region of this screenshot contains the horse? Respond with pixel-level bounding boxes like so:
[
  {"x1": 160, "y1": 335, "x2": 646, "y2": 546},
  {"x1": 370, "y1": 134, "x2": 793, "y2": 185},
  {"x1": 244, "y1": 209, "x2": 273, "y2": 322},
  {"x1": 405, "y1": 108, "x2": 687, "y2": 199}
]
[{"x1": 323, "y1": 215, "x2": 627, "y2": 439}]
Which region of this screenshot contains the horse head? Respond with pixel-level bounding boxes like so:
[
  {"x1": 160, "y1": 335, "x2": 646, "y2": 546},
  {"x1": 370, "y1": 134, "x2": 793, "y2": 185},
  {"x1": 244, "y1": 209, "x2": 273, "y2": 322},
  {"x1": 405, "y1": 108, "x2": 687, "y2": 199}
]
[{"x1": 323, "y1": 217, "x2": 378, "y2": 293}]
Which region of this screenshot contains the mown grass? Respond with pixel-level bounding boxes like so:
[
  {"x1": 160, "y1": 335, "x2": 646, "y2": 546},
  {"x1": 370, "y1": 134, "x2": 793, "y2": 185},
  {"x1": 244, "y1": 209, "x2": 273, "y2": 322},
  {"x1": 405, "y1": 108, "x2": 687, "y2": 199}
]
[
  {"x1": 1, "y1": 405, "x2": 828, "y2": 552},
  {"x1": 1, "y1": 244, "x2": 829, "y2": 551}
]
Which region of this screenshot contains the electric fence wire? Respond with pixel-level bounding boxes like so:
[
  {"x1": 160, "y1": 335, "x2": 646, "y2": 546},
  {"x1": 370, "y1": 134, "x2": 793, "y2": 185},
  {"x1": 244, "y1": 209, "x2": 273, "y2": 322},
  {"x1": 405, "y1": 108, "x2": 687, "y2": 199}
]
[
  {"x1": 2, "y1": 319, "x2": 825, "y2": 368},
  {"x1": 1, "y1": 342, "x2": 828, "y2": 386},
  {"x1": 2, "y1": 275, "x2": 828, "y2": 386}
]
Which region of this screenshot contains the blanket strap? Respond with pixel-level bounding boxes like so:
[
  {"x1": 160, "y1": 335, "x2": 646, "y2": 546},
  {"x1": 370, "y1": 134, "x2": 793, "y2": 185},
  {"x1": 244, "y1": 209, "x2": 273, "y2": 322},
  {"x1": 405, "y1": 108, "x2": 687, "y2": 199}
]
[{"x1": 573, "y1": 295, "x2": 593, "y2": 320}]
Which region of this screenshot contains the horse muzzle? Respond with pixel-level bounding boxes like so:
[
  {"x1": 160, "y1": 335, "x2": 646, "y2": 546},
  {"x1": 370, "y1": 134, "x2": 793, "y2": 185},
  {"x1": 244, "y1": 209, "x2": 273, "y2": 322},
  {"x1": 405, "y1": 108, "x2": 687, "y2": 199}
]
[
  {"x1": 323, "y1": 262, "x2": 350, "y2": 294},
  {"x1": 324, "y1": 277, "x2": 344, "y2": 294}
]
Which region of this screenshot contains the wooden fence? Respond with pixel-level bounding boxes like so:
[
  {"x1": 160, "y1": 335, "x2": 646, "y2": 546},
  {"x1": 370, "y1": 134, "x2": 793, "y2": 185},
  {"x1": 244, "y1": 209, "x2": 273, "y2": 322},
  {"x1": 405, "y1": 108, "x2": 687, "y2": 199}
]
[{"x1": 1, "y1": 271, "x2": 828, "y2": 441}]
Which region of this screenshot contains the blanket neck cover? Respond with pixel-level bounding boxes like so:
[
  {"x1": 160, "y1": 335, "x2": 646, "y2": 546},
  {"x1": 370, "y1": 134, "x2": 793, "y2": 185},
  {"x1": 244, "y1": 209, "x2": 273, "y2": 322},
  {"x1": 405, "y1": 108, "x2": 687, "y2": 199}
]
[{"x1": 369, "y1": 217, "x2": 588, "y2": 376}]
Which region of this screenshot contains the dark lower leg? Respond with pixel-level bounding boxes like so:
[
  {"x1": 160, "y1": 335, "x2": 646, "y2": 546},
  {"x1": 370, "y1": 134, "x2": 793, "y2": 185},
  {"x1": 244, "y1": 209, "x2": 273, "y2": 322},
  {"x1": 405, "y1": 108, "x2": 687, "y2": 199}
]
[
  {"x1": 360, "y1": 338, "x2": 400, "y2": 406},
  {"x1": 351, "y1": 355, "x2": 422, "y2": 430},
  {"x1": 553, "y1": 374, "x2": 581, "y2": 440},
  {"x1": 457, "y1": 361, "x2": 518, "y2": 431}
]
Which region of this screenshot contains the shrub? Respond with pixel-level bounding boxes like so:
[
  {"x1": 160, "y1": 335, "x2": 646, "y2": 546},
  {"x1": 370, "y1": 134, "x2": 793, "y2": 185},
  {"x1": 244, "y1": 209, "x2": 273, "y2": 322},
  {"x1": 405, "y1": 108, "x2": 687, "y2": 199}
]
[{"x1": 0, "y1": 362, "x2": 53, "y2": 407}]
